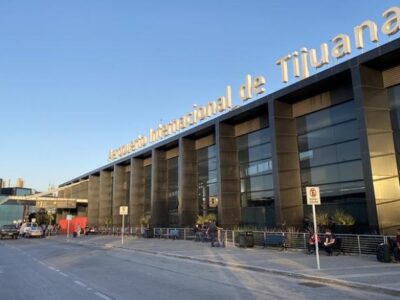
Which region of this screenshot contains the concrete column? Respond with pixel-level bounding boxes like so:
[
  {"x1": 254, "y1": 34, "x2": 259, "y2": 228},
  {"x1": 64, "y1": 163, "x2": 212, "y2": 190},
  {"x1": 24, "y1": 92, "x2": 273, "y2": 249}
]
[
  {"x1": 216, "y1": 123, "x2": 240, "y2": 228},
  {"x1": 64, "y1": 187, "x2": 72, "y2": 199},
  {"x1": 98, "y1": 170, "x2": 113, "y2": 227},
  {"x1": 352, "y1": 65, "x2": 400, "y2": 234},
  {"x1": 112, "y1": 165, "x2": 125, "y2": 227},
  {"x1": 58, "y1": 189, "x2": 65, "y2": 198},
  {"x1": 269, "y1": 100, "x2": 303, "y2": 228},
  {"x1": 151, "y1": 149, "x2": 168, "y2": 227},
  {"x1": 130, "y1": 158, "x2": 145, "y2": 227},
  {"x1": 88, "y1": 175, "x2": 100, "y2": 227},
  {"x1": 78, "y1": 181, "x2": 89, "y2": 199},
  {"x1": 70, "y1": 184, "x2": 79, "y2": 198},
  {"x1": 178, "y1": 138, "x2": 197, "y2": 226}
]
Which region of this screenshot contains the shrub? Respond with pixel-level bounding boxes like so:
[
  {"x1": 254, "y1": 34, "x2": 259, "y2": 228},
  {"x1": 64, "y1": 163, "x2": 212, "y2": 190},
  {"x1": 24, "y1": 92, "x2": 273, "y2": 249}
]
[
  {"x1": 332, "y1": 210, "x2": 355, "y2": 225},
  {"x1": 307, "y1": 212, "x2": 329, "y2": 226}
]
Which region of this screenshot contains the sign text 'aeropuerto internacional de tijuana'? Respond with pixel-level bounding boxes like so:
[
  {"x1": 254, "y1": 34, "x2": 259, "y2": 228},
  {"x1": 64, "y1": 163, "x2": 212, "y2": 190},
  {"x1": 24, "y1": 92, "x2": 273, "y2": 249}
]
[{"x1": 108, "y1": 5, "x2": 400, "y2": 161}]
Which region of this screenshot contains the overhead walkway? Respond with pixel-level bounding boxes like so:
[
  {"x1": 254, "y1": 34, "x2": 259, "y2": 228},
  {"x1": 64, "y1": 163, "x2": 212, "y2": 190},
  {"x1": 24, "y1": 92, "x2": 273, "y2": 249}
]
[{"x1": 0, "y1": 184, "x2": 88, "y2": 209}]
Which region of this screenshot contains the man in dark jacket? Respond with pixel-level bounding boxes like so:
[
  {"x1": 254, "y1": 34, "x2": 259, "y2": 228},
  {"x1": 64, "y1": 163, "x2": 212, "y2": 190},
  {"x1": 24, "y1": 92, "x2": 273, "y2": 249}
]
[{"x1": 207, "y1": 221, "x2": 218, "y2": 247}]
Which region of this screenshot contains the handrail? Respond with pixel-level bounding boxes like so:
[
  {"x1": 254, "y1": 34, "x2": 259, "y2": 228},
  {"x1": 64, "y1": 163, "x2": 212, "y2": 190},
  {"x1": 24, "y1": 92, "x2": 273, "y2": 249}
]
[{"x1": 95, "y1": 226, "x2": 395, "y2": 256}]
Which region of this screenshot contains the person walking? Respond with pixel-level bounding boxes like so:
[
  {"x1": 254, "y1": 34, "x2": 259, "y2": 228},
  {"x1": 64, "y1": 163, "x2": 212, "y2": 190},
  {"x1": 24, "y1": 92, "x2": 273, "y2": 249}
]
[
  {"x1": 76, "y1": 224, "x2": 81, "y2": 238},
  {"x1": 206, "y1": 221, "x2": 218, "y2": 247}
]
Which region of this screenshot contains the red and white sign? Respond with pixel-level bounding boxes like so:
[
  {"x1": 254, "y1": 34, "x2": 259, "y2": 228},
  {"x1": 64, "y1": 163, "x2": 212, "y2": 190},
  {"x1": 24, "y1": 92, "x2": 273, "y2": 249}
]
[{"x1": 306, "y1": 186, "x2": 321, "y2": 205}]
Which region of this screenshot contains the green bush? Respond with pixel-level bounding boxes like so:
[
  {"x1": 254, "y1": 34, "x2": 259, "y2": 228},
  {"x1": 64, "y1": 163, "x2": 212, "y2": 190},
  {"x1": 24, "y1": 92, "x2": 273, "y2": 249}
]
[
  {"x1": 308, "y1": 212, "x2": 329, "y2": 226},
  {"x1": 332, "y1": 210, "x2": 355, "y2": 225}
]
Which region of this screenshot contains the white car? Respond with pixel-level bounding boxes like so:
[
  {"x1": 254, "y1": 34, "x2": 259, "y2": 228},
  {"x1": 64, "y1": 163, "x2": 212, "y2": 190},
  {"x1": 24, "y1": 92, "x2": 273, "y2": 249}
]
[{"x1": 23, "y1": 223, "x2": 43, "y2": 238}]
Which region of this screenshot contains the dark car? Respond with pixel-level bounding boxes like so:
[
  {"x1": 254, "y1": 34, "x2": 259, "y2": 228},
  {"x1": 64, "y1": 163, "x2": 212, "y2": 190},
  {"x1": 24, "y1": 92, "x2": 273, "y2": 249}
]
[{"x1": 0, "y1": 224, "x2": 19, "y2": 239}]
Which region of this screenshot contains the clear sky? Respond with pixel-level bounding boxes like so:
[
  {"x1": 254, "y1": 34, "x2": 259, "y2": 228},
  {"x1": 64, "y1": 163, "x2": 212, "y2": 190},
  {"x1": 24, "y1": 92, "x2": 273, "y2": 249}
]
[{"x1": 0, "y1": 1, "x2": 398, "y2": 191}]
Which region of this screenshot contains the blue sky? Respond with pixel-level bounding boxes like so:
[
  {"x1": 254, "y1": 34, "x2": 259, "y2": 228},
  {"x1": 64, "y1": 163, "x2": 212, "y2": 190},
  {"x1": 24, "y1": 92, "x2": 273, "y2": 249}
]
[{"x1": 0, "y1": 1, "x2": 398, "y2": 191}]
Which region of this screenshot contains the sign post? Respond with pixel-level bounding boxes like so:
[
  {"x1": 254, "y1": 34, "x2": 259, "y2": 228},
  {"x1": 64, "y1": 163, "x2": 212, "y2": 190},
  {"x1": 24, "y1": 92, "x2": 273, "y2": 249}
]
[
  {"x1": 66, "y1": 214, "x2": 72, "y2": 239},
  {"x1": 306, "y1": 186, "x2": 321, "y2": 270},
  {"x1": 119, "y1": 206, "x2": 128, "y2": 244}
]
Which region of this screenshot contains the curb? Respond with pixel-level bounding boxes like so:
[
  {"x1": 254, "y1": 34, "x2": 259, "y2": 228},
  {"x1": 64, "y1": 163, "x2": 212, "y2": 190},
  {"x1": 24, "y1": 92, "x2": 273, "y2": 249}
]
[{"x1": 65, "y1": 238, "x2": 400, "y2": 297}]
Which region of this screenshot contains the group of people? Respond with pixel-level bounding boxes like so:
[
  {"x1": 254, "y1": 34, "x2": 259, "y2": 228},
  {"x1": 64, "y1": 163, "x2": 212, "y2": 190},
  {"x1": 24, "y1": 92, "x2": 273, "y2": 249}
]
[
  {"x1": 306, "y1": 228, "x2": 337, "y2": 256},
  {"x1": 307, "y1": 227, "x2": 400, "y2": 261},
  {"x1": 41, "y1": 223, "x2": 60, "y2": 237},
  {"x1": 193, "y1": 220, "x2": 223, "y2": 247}
]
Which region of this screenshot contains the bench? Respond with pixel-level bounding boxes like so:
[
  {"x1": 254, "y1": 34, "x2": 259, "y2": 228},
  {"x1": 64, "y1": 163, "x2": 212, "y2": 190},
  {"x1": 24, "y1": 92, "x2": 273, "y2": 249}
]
[{"x1": 263, "y1": 234, "x2": 287, "y2": 251}]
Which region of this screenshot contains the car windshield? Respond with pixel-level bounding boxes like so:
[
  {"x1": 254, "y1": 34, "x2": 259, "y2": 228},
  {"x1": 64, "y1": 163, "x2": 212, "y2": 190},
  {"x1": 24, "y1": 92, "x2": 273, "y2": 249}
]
[{"x1": 2, "y1": 225, "x2": 16, "y2": 229}]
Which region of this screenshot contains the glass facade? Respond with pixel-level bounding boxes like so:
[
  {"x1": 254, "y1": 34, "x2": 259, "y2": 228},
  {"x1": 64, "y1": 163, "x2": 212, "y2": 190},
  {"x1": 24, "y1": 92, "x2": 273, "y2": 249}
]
[
  {"x1": 388, "y1": 84, "x2": 400, "y2": 173},
  {"x1": 197, "y1": 145, "x2": 218, "y2": 218},
  {"x1": 144, "y1": 164, "x2": 152, "y2": 217},
  {"x1": 237, "y1": 128, "x2": 275, "y2": 227},
  {"x1": 0, "y1": 188, "x2": 34, "y2": 226},
  {"x1": 0, "y1": 204, "x2": 24, "y2": 227},
  {"x1": 296, "y1": 101, "x2": 368, "y2": 226},
  {"x1": 167, "y1": 157, "x2": 179, "y2": 226}
]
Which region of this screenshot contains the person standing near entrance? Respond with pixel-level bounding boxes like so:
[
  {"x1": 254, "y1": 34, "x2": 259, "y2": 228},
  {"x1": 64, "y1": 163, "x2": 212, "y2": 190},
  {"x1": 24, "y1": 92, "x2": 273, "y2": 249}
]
[
  {"x1": 206, "y1": 221, "x2": 218, "y2": 247},
  {"x1": 76, "y1": 224, "x2": 81, "y2": 238}
]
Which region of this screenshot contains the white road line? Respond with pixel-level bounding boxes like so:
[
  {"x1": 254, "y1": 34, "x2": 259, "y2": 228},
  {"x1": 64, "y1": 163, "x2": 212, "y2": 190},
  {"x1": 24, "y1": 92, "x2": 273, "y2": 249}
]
[
  {"x1": 74, "y1": 280, "x2": 87, "y2": 288},
  {"x1": 38, "y1": 261, "x2": 46, "y2": 266},
  {"x1": 95, "y1": 292, "x2": 112, "y2": 300},
  {"x1": 48, "y1": 266, "x2": 57, "y2": 271},
  {"x1": 59, "y1": 272, "x2": 68, "y2": 277}
]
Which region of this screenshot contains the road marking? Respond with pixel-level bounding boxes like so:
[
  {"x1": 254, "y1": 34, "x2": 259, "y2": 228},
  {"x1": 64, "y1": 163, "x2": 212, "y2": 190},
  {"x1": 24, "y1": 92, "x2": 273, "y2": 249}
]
[
  {"x1": 38, "y1": 261, "x2": 46, "y2": 266},
  {"x1": 48, "y1": 266, "x2": 57, "y2": 271},
  {"x1": 74, "y1": 280, "x2": 87, "y2": 288},
  {"x1": 59, "y1": 272, "x2": 68, "y2": 277},
  {"x1": 95, "y1": 292, "x2": 112, "y2": 300}
]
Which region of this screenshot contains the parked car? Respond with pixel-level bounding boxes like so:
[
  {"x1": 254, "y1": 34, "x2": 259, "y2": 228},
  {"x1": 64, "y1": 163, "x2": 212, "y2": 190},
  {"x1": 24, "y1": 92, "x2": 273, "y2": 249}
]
[
  {"x1": 0, "y1": 224, "x2": 19, "y2": 239},
  {"x1": 19, "y1": 222, "x2": 34, "y2": 237},
  {"x1": 25, "y1": 223, "x2": 43, "y2": 238}
]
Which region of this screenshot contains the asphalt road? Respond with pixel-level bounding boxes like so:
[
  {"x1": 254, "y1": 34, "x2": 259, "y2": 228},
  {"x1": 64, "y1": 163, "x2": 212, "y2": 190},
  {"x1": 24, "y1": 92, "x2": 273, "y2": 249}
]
[{"x1": 0, "y1": 237, "x2": 396, "y2": 300}]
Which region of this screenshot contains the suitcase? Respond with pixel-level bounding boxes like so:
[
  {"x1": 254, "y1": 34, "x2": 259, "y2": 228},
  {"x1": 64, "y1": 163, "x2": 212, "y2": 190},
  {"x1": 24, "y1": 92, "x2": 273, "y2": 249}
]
[{"x1": 376, "y1": 243, "x2": 391, "y2": 263}]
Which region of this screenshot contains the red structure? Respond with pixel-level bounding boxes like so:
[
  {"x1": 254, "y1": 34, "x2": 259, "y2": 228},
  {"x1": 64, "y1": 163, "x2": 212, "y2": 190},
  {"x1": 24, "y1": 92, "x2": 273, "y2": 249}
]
[{"x1": 59, "y1": 217, "x2": 87, "y2": 234}]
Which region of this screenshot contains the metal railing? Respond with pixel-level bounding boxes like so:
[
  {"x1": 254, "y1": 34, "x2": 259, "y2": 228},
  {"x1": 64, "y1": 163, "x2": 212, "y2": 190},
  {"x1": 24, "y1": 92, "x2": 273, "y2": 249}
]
[{"x1": 93, "y1": 227, "x2": 394, "y2": 256}]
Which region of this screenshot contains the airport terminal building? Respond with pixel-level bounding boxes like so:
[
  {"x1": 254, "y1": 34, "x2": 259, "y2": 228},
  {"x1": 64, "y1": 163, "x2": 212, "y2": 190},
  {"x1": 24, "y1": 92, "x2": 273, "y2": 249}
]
[{"x1": 60, "y1": 38, "x2": 400, "y2": 235}]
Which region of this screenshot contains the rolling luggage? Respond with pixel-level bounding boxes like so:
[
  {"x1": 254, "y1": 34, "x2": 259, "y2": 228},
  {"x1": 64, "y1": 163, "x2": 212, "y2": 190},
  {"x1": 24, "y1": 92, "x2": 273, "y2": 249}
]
[{"x1": 376, "y1": 243, "x2": 391, "y2": 263}]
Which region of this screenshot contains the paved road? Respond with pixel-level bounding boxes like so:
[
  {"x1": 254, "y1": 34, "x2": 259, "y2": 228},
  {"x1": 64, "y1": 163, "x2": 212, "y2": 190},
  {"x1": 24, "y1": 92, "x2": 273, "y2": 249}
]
[{"x1": 0, "y1": 237, "x2": 396, "y2": 299}]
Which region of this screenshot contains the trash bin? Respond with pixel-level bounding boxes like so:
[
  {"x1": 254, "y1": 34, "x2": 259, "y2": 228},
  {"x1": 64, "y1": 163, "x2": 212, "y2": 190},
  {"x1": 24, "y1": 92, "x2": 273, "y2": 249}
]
[
  {"x1": 239, "y1": 231, "x2": 254, "y2": 248},
  {"x1": 143, "y1": 229, "x2": 153, "y2": 238}
]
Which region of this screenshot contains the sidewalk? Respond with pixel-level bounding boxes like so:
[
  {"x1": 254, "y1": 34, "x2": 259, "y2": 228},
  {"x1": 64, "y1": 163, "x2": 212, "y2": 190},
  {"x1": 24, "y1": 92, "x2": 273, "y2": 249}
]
[{"x1": 59, "y1": 235, "x2": 400, "y2": 297}]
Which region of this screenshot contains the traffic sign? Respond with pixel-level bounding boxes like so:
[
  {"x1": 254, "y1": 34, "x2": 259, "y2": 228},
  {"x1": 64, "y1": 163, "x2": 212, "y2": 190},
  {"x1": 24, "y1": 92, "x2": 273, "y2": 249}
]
[
  {"x1": 306, "y1": 186, "x2": 321, "y2": 205},
  {"x1": 119, "y1": 206, "x2": 128, "y2": 215},
  {"x1": 66, "y1": 214, "x2": 73, "y2": 220}
]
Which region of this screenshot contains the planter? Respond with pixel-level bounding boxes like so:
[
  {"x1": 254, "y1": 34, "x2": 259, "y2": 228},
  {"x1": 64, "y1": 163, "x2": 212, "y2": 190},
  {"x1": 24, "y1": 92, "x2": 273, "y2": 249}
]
[{"x1": 239, "y1": 231, "x2": 254, "y2": 248}]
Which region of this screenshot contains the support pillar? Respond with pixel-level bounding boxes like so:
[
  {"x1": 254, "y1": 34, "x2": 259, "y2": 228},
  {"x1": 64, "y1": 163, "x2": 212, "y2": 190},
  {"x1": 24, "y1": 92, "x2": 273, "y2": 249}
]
[
  {"x1": 98, "y1": 170, "x2": 113, "y2": 228},
  {"x1": 88, "y1": 175, "x2": 100, "y2": 227},
  {"x1": 216, "y1": 123, "x2": 240, "y2": 228},
  {"x1": 130, "y1": 158, "x2": 145, "y2": 227},
  {"x1": 352, "y1": 65, "x2": 400, "y2": 234},
  {"x1": 269, "y1": 100, "x2": 303, "y2": 228},
  {"x1": 178, "y1": 138, "x2": 197, "y2": 226},
  {"x1": 112, "y1": 165, "x2": 126, "y2": 227},
  {"x1": 151, "y1": 149, "x2": 168, "y2": 227}
]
